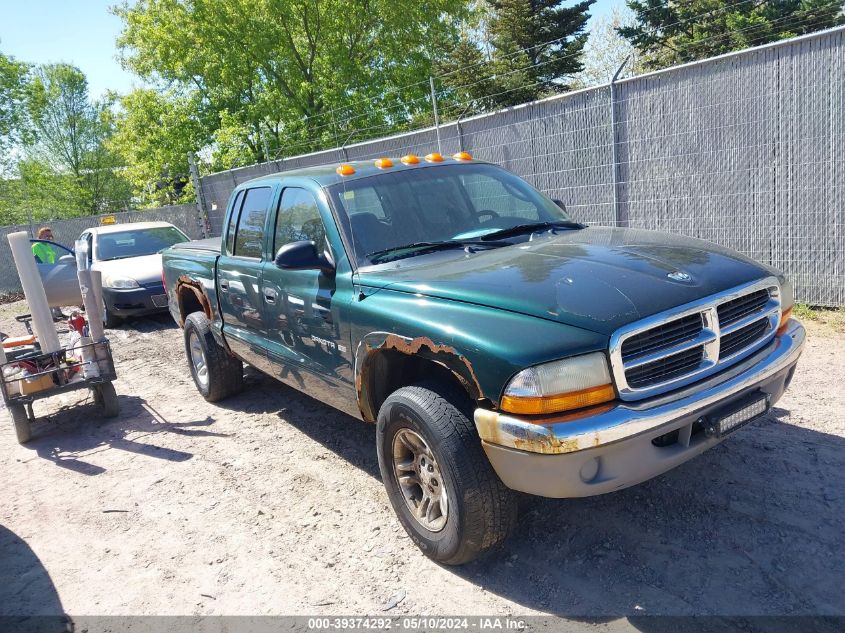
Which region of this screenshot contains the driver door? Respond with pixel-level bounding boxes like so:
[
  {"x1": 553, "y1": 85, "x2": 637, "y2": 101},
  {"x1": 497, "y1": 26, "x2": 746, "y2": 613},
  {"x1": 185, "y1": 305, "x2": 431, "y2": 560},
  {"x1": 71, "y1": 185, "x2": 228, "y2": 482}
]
[
  {"x1": 259, "y1": 186, "x2": 345, "y2": 385},
  {"x1": 36, "y1": 236, "x2": 81, "y2": 307}
]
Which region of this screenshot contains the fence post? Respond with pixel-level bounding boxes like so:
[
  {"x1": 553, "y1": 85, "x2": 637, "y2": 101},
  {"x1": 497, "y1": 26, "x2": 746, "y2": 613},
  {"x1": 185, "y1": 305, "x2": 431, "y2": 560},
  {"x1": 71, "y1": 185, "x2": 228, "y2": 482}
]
[
  {"x1": 430, "y1": 76, "x2": 442, "y2": 154},
  {"x1": 26, "y1": 209, "x2": 34, "y2": 237},
  {"x1": 187, "y1": 151, "x2": 211, "y2": 238},
  {"x1": 610, "y1": 57, "x2": 630, "y2": 228}
]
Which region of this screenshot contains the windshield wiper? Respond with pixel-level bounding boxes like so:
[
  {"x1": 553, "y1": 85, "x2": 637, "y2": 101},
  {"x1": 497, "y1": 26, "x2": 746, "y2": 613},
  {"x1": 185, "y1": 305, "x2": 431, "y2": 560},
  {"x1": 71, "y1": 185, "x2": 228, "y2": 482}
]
[
  {"x1": 479, "y1": 220, "x2": 586, "y2": 241},
  {"x1": 366, "y1": 239, "x2": 507, "y2": 264}
]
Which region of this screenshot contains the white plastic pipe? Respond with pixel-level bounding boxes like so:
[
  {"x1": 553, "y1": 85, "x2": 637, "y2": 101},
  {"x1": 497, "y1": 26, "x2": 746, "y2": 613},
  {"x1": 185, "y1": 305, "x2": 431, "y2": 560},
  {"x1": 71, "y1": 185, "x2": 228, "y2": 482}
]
[
  {"x1": 8, "y1": 231, "x2": 62, "y2": 353},
  {"x1": 89, "y1": 269, "x2": 105, "y2": 327},
  {"x1": 77, "y1": 269, "x2": 105, "y2": 342}
]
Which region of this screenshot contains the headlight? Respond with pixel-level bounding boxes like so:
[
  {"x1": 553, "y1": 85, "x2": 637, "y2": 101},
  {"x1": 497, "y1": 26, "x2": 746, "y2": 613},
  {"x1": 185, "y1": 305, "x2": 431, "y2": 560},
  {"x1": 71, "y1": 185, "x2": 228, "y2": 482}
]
[
  {"x1": 103, "y1": 276, "x2": 140, "y2": 289},
  {"x1": 501, "y1": 352, "x2": 615, "y2": 415},
  {"x1": 777, "y1": 278, "x2": 794, "y2": 334}
]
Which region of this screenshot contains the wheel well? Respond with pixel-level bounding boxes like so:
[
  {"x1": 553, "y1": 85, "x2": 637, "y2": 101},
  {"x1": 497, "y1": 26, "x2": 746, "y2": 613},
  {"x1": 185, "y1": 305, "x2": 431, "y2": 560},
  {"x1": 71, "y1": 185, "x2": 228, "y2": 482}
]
[
  {"x1": 361, "y1": 350, "x2": 476, "y2": 421},
  {"x1": 176, "y1": 280, "x2": 211, "y2": 324}
]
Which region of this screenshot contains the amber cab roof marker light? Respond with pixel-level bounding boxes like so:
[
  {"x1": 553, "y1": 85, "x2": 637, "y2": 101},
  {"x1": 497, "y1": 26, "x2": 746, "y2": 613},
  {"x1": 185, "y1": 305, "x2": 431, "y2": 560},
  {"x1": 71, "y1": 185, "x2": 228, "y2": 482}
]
[
  {"x1": 452, "y1": 151, "x2": 473, "y2": 161},
  {"x1": 400, "y1": 154, "x2": 420, "y2": 165},
  {"x1": 424, "y1": 152, "x2": 445, "y2": 163},
  {"x1": 336, "y1": 164, "x2": 356, "y2": 176},
  {"x1": 374, "y1": 158, "x2": 394, "y2": 169}
]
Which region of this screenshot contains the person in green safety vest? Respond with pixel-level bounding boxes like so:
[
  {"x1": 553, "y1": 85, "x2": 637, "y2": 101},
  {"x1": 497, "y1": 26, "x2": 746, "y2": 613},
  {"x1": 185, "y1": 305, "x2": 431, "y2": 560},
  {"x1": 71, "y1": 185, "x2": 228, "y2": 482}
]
[
  {"x1": 31, "y1": 226, "x2": 57, "y2": 264},
  {"x1": 31, "y1": 226, "x2": 64, "y2": 320}
]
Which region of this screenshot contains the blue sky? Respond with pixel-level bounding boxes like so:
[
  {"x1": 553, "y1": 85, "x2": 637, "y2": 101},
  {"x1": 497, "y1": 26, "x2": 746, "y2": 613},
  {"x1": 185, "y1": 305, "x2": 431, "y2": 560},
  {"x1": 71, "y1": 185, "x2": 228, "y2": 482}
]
[{"x1": 0, "y1": 0, "x2": 621, "y2": 99}]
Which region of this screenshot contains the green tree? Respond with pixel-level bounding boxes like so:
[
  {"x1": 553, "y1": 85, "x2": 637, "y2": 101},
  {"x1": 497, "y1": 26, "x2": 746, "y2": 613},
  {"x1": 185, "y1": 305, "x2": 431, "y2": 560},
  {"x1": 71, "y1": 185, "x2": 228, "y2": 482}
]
[
  {"x1": 114, "y1": 0, "x2": 469, "y2": 167},
  {"x1": 109, "y1": 88, "x2": 207, "y2": 206},
  {"x1": 26, "y1": 64, "x2": 132, "y2": 213},
  {"x1": 485, "y1": 0, "x2": 595, "y2": 106},
  {"x1": 0, "y1": 49, "x2": 31, "y2": 175},
  {"x1": 620, "y1": 0, "x2": 845, "y2": 70},
  {"x1": 437, "y1": 29, "x2": 497, "y2": 117},
  {"x1": 575, "y1": 7, "x2": 644, "y2": 87},
  {"x1": 0, "y1": 159, "x2": 86, "y2": 225}
]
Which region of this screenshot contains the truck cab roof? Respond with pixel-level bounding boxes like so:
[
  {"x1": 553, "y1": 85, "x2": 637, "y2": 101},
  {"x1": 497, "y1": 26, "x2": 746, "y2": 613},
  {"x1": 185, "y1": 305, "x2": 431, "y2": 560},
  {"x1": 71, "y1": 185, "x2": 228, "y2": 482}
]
[{"x1": 237, "y1": 154, "x2": 487, "y2": 189}]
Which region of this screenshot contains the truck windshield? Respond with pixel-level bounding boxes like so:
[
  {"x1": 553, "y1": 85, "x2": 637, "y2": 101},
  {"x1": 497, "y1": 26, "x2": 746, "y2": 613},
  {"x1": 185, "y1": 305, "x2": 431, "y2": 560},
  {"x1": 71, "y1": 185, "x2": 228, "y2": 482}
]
[
  {"x1": 327, "y1": 163, "x2": 573, "y2": 265},
  {"x1": 96, "y1": 226, "x2": 190, "y2": 261}
]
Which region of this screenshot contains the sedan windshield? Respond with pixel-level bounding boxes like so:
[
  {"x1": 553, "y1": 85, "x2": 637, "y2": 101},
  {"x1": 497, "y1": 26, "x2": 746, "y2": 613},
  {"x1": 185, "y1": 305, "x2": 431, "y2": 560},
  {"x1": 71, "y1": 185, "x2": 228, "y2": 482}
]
[
  {"x1": 96, "y1": 227, "x2": 189, "y2": 261},
  {"x1": 327, "y1": 163, "x2": 574, "y2": 265}
]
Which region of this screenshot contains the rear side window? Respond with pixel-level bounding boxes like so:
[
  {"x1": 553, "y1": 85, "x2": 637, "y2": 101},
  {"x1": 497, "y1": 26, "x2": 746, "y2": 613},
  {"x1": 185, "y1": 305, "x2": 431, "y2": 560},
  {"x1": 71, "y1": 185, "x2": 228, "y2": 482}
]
[
  {"x1": 234, "y1": 187, "x2": 272, "y2": 258},
  {"x1": 225, "y1": 190, "x2": 245, "y2": 255},
  {"x1": 274, "y1": 188, "x2": 327, "y2": 254}
]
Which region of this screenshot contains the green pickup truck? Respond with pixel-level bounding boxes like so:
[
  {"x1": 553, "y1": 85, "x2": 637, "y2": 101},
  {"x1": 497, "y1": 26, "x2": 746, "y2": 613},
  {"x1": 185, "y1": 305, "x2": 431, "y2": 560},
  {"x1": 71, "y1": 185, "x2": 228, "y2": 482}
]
[{"x1": 162, "y1": 154, "x2": 805, "y2": 564}]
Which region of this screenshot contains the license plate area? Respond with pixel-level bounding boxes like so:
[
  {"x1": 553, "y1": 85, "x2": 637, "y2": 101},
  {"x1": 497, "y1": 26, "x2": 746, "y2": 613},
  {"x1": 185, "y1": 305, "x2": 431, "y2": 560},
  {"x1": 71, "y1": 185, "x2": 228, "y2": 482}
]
[{"x1": 705, "y1": 392, "x2": 771, "y2": 438}]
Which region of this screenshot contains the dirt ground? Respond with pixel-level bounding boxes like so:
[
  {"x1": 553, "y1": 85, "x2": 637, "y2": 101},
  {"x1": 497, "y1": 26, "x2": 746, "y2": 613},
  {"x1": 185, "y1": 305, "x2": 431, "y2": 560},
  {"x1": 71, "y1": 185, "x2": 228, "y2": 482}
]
[{"x1": 0, "y1": 300, "x2": 843, "y2": 626}]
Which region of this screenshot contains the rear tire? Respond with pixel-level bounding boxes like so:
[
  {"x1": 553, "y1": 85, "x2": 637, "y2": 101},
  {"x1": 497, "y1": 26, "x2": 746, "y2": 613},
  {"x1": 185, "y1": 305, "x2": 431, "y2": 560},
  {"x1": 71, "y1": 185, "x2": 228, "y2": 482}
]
[
  {"x1": 184, "y1": 311, "x2": 243, "y2": 402},
  {"x1": 95, "y1": 382, "x2": 119, "y2": 417},
  {"x1": 8, "y1": 403, "x2": 31, "y2": 444},
  {"x1": 376, "y1": 382, "x2": 518, "y2": 565}
]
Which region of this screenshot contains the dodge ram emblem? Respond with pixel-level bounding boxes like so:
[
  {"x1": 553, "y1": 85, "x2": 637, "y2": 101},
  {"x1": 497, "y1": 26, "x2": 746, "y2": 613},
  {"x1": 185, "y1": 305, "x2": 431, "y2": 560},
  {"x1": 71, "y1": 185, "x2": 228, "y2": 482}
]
[{"x1": 668, "y1": 270, "x2": 692, "y2": 282}]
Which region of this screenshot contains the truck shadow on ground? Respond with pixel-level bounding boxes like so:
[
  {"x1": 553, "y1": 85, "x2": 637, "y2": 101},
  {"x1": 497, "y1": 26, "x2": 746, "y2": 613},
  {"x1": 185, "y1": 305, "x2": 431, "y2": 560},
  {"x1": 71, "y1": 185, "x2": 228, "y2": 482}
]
[
  {"x1": 229, "y1": 375, "x2": 845, "y2": 618},
  {"x1": 218, "y1": 368, "x2": 382, "y2": 479},
  {"x1": 21, "y1": 393, "x2": 224, "y2": 476},
  {"x1": 0, "y1": 524, "x2": 70, "y2": 631}
]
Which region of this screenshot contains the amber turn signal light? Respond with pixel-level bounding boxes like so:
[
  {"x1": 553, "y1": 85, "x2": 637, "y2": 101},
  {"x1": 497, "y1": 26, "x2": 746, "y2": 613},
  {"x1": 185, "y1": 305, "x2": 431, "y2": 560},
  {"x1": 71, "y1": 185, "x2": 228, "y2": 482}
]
[
  {"x1": 424, "y1": 152, "x2": 445, "y2": 162},
  {"x1": 500, "y1": 384, "x2": 616, "y2": 416},
  {"x1": 777, "y1": 305, "x2": 793, "y2": 336},
  {"x1": 452, "y1": 151, "x2": 473, "y2": 161},
  {"x1": 336, "y1": 164, "x2": 355, "y2": 176},
  {"x1": 400, "y1": 154, "x2": 420, "y2": 165},
  {"x1": 374, "y1": 158, "x2": 393, "y2": 169}
]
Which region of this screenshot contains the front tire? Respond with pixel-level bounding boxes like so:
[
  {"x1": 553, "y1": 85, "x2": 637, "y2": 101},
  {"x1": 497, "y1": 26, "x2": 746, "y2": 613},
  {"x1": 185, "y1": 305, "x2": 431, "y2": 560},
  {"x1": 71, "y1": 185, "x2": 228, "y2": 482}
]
[
  {"x1": 103, "y1": 307, "x2": 122, "y2": 329},
  {"x1": 376, "y1": 383, "x2": 518, "y2": 565},
  {"x1": 8, "y1": 403, "x2": 31, "y2": 444},
  {"x1": 184, "y1": 311, "x2": 243, "y2": 402}
]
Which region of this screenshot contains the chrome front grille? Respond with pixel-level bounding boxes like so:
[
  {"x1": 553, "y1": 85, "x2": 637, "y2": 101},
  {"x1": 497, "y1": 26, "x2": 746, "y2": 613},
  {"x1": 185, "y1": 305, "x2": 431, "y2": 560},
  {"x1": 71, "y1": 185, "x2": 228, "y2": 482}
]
[
  {"x1": 609, "y1": 278, "x2": 782, "y2": 401},
  {"x1": 626, "y1": 346, "x2": 705, "y2": 388},
  {"x1": 621, "y1": 313, "x2": 704, "y2": 361}
]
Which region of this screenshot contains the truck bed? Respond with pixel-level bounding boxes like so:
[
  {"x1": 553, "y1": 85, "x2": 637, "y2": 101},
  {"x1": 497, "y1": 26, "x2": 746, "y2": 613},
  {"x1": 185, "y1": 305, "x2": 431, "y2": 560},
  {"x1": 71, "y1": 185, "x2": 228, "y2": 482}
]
[{"x1": 170, "y1": 237, "x2": 221, "y2": 253}]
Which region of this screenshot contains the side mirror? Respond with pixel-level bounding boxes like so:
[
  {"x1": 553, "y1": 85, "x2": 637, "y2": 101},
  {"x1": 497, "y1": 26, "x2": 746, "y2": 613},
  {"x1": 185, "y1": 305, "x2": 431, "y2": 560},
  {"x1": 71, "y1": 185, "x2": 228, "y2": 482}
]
[
  {"x1": 274, "y1": 240, "x2": 335, "y2": 274},
  {"x1": 552, "y1": 199, "x2": 567, "y2": 212}
]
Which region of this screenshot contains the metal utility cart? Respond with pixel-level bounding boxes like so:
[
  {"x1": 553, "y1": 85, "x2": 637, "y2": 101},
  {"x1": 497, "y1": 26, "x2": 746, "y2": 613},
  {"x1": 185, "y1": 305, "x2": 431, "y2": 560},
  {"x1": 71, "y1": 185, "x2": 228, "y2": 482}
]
[{"x1": 1, "y1": 337, "x2": 119, "y2": 444}]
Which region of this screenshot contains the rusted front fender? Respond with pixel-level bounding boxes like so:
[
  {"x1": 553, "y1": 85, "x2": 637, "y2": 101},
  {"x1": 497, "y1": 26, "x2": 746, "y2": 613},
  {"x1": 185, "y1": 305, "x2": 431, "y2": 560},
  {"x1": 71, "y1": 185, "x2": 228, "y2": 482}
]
[{"x1": 354, "y1": 331, "x2": 484, "y2": 421}]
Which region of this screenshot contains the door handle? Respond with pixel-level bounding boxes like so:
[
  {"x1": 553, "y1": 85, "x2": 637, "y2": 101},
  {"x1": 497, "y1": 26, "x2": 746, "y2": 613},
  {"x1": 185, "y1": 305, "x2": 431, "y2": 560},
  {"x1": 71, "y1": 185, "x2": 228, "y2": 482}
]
[
  {"x1": 219, "y1": 280, "x2": 229, "y2": 291},
  {"x1": 263, "y1": 288, "x2": 277, "y2": 304}
]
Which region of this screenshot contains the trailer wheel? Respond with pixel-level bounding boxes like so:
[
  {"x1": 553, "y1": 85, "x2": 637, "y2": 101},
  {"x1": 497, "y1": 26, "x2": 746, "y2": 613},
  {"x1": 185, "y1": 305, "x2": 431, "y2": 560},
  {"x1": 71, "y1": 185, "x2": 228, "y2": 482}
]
[
  {"x1": 184, "y1": 311, "x2": 243, "y2": 402},
  {"x1": 95, "y1": 382, "x2": 120, "y2": 417},
  {"x1": 8, "y1": 403, "x2": 31, "y2": 444}
]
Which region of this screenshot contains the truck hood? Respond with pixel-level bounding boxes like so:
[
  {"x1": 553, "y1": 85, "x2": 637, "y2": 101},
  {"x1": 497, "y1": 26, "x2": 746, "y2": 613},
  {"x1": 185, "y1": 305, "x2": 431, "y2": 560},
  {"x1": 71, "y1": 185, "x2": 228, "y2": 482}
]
[
  {"x1": 357, "y1": 227, "x2": 777, "y2": 336},
  {"x1": 92, "y1": 254, "x2": 163, "y2": 286}
]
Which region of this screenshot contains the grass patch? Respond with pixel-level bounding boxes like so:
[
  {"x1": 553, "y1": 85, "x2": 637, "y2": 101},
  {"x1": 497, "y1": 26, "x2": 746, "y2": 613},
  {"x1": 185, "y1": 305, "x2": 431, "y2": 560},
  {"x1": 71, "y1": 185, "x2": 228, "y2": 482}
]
[
  {"x1": 793, "y1": 304, "x2": 819, "y2": 321},
  {"x1": 0, "y1": 291, "x2": 24, "y2": 305}
]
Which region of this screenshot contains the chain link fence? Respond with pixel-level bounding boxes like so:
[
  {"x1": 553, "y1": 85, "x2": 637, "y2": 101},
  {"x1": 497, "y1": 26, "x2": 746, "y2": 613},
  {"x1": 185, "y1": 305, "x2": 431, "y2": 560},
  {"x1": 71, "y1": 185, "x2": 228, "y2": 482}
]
[
  {"x1": 0, "y1": 204, "x2": 204, "y2": 294},
  {"x1": 198, "y1": 27, "x2": 844, "y2": 307}
]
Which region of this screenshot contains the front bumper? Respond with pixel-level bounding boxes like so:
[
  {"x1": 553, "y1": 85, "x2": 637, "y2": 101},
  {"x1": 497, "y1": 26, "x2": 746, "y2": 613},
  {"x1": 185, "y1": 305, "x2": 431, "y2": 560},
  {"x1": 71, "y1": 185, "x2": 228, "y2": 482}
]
[
  {"x1": 103, "y1": 284, "x2": 169, "y2": 317},
  {"x1": 474, "y1": 319, "x2": 805, "y2": 498}
]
